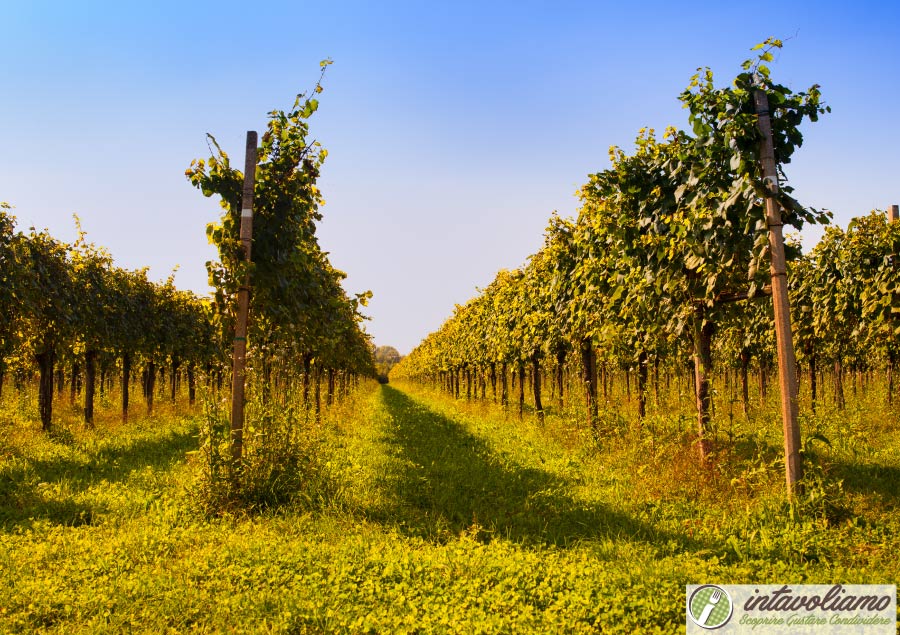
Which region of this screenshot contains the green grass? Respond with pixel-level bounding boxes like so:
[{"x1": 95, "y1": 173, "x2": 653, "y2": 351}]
[{"x1": 1, "y1": 380, "x2": 898, "y2": 633}]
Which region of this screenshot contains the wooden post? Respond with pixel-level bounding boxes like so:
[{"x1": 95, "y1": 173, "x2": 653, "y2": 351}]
[
  {"x1": 230, "y1": 131, "x2": 258, "y2": 464},
  {"x1": 887, "y1": 204, "x2": 897, "y2": 406},
  {"x1": 84, "y1": 350, "x2": 97, "y2": 427},
  {"x1": 580, "y1": 338, "x2": 598, "y2": 434},
  {"x1": 753, "y1": 86, "x2": 802, "y2": 498},
  {"x1": 693, "y1": 309, "x2": 714, "y2": 458},
  {"x1": 532, "y1": 351, "x2": 544, "y2": 423}
]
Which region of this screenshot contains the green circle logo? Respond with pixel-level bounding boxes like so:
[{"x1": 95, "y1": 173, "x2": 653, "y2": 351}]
[{"x1": 688, "y1": 585, "x2": 734, "y2": 629}]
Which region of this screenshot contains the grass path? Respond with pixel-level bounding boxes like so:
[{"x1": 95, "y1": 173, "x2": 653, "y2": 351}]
[
  {"x1": 349, "y1": 385, "x2": 664, "y2": 544},
  {"x1": 1, "y1": 383, "x2": 898, "y2": 633}
]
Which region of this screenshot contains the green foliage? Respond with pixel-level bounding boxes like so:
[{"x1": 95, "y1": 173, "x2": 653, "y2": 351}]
[
  {"x1": 16, "y1": 228, "x2": 76, "y2": 356},
  {"x1": 374, "y1": 346, "x2": 402, "y2": 367},
  {"x1": 69, "y1": 219, "x2": 116, "y2": 353},
  {"x1": 394, "y1": 40, "x2": 833, "y2": 440},
  {"x1": 796, "y1": 212, "x2": 900, "y2": 367},
  {"x1": 2, "y1": 381, "x2": 898, "y2": 633},
  {"x1": 848, "y1": 213, "x2": 900, "y2": 349},
  {"x1": 193, "y1": 389, "x2": 339, "y2": 516},
  {"x1": 186, "y1": 66, "x2": 374, "y2": 379},
  {"x1": 0, "y1": 203, "x2": 217, "y2": 428},
  {"x1": 374, "y1": 345, "x2": 403, "y2": 382},
  {"x1": 1, "y1": 38, "x2": 897, "y2": 635},
  {"x1": 0, "y1": 204, "x2": 22, "y2": 375}
]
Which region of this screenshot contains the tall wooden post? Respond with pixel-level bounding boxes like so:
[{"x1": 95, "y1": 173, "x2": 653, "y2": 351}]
[
  {"x1": 889, "y1": 204, "x2": 899, "y2": 223},
  {"x1": 753, "y1": 86, "x2": 802, "y2": 498},
  {"x1": 231, "y1": 131, "x2": 258, "y2": 464}
]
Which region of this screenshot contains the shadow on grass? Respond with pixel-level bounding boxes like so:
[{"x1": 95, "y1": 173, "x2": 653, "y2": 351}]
[
  {"x1": 0, "y1": 424, "x2": 197, "y2": 529},
  {"x1": 0, "y1": 494, "x2": 99, "y2": 528},
  {"x1": 831, "y1": 460, "x2": 900, "y2": 507},
  {"x1": 29, "y1": 427, "x2": 196, "y2": 486},
  {"x1": 372, "y1": 385, "x2": 705, "y2": 550},
  {"x1": 717, "y1": 433, "x2": 900, "y2": 511}
]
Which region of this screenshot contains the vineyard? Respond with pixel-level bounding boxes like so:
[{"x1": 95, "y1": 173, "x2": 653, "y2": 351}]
[
  {"x1": 0, "y1": 70, "x2": 373, "y2": 429},
  {"x1": 393, "y1": 41, "x2": 900, "y2": 495},
  {"x1": 1, "y1": 41, "x2": 899, "y2": 633}
]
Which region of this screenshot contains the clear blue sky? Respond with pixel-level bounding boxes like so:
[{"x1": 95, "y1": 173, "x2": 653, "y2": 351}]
[{"x1": 2, "y1": 0, "x2": 898, "y2": 354}]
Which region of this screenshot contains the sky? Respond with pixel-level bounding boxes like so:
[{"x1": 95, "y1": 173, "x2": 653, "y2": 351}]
[{"x1": 2, "y1": 0, "x2": 898, "y2": 354}]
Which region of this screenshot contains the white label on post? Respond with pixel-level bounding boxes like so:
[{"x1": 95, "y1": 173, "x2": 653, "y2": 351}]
[{"x1": 241, "y1": 208, "x2": 252, "y2": 218}]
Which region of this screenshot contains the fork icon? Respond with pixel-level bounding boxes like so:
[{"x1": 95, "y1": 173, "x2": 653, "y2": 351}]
[{"x1": 697, "y1": 589, "x2": 722, "y2": 625}]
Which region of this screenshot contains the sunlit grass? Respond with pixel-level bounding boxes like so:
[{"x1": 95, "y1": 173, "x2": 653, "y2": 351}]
[{"x1": 0, "y1": 377, "x2": 897, "y2": 633}]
